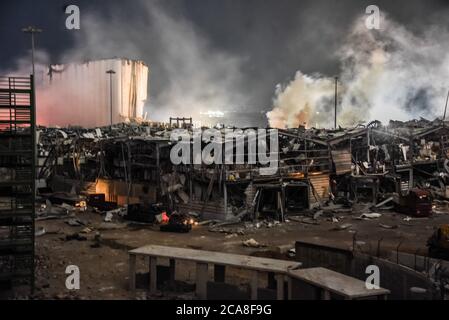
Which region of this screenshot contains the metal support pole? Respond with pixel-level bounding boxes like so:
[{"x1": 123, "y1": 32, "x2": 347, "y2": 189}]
[
  {"x1": 443, "y1": 89, "x2": 449, "y2": 126},
  {"x1": 22, "y1": 26, "x2": 42, "y2": 294},
  {"x1": 334, "y1": 76, "x2": 338, "y2": 129},
  {"x1": 22, "y1": 26, "x2": 42, "y2": 77},
  {"x1": 106, "y1": 70, "x2": 116, "y2": 128},
  {"x1": 110, "y1": 74, "x2": 113, "y2": 126},
  {"x1": 31, "y1": 33, "x2": 35, "y2": 76},
  {"x1": 30, "y1": 75, "x2": 36, "y2": 294}
]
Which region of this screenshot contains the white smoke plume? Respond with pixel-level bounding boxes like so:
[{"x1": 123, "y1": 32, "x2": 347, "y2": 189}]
[
  {"x1": 70, "y1": 1, "x2": 248, "y2": 123},
  {"x1": 268, "y1": 14, "x2": 449, "y2": 129}
]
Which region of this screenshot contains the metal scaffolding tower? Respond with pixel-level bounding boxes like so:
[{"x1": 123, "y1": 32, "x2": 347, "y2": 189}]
[{"x1": 0, "y1": 76, "x2": 35, "y2": 293}]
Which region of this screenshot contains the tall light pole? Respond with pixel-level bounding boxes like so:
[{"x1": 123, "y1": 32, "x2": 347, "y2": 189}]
[
  {"x1": 22, "y1": 25, "x2": 42, "y2": 156},
  {"x1": 22, "y1": 26, "x2": 42, "y2": 76},
  {"x1": 23, "y1": 26, "x2": 42, "y2": 195},
  {"x1": 106, "y1": 70, "x2": 116, "y2": 128},
  {"x1": 334, "y1": 76, "x2": 338, "y2": 130}
]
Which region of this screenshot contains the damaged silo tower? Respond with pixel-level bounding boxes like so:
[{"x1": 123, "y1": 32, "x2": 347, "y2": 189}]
[{"x1": 37, "y1": 58, "x2": 149, "y2": 128}]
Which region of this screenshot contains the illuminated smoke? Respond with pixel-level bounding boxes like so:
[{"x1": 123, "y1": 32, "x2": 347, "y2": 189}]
[{"x1": 267, "y1": 72, "x2": 334, "y2": 128}]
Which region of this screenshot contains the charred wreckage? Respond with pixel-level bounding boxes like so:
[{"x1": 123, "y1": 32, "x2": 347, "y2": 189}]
[{"x1": 34, "y1": 117, "x2": 449, "y2": 226}]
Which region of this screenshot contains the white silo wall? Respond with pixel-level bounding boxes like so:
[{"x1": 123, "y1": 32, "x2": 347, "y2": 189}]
[{"x1": 37, "y1": 58, "x2": 149, "y2": 128}]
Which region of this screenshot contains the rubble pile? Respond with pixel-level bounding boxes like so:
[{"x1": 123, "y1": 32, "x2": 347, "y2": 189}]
[{"x1": 35, "y1": 117, "x2": 449, "y2": 225}]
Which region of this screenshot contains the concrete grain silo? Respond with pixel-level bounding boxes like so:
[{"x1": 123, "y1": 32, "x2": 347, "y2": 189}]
[{"x1": 37, "y1": 58, "x2": 149, "y2": 128}]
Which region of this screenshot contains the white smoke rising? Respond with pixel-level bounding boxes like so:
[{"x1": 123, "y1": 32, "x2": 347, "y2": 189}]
[
  {"x1": 2, "y1": 50, "x2": 50, "y2": 80},
  {"x1": 71, "y1": 1, "x2": 248, "y2": 123},
  {"x1": 145, "y1": 7, "x2": 248, "y2": 121},
  {"x1": 267, "y1": 72, "x2": 335, "y2": 128},
  {"x1": 268, "y1": 15, "x2": 449, "y2": 129}
]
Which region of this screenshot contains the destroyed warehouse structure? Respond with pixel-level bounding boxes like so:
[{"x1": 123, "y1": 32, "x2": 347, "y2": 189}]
[{"x1": 36, "y1": 118, "x2": 449, "y2": 222}]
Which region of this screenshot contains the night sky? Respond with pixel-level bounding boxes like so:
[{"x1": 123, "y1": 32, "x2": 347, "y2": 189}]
[{"x1": 1, "y1": 0, "x2": 449, "y2": 117}]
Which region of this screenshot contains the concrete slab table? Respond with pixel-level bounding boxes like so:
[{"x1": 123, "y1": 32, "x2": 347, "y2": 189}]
[
  {"x1": 288, "y1": 267, "x2": 390, "y2": 300},
  {"x1": 129, "y1": 245, "x2": 302, "y2": 300}
]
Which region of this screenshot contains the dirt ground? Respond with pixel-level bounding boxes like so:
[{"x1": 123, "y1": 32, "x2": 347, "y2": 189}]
[{"x1": 30, "y1": 205, "x2": 449, "y2": 300}]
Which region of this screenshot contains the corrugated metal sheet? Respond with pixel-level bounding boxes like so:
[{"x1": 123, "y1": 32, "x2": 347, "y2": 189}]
[
  {"x1": 309, "y1": 174, "x2": 329, "y2": 203},
  {"x1": 331, "y1": 149, "x2": 352, "y2": 175},
  {"x1": 178, "y1": 200, "x2": 228, "y2": 220}
]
